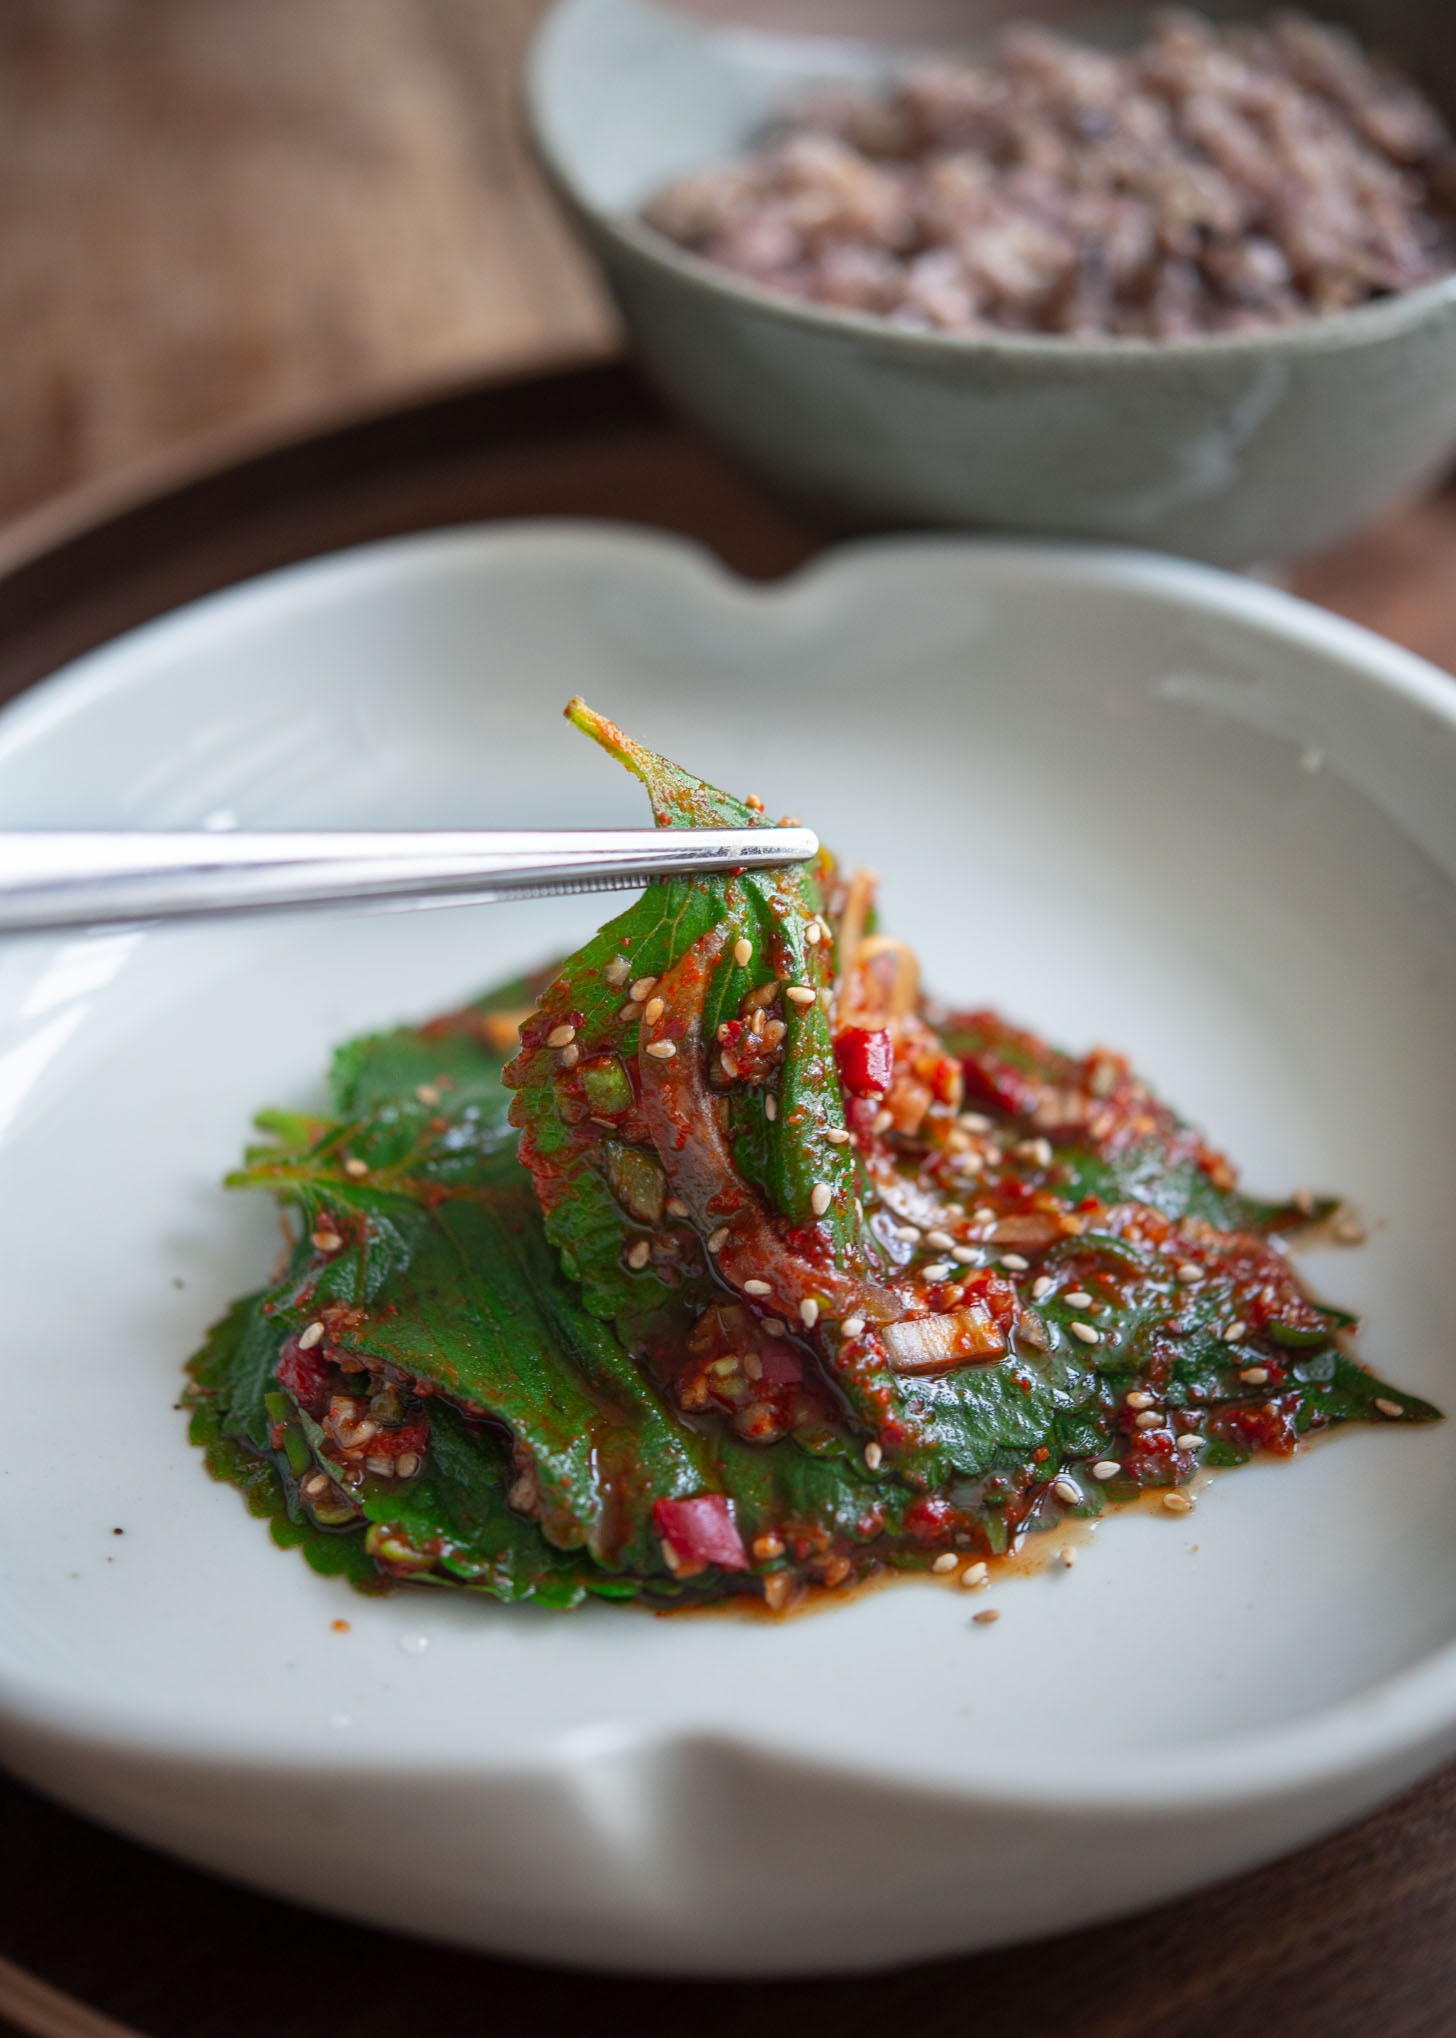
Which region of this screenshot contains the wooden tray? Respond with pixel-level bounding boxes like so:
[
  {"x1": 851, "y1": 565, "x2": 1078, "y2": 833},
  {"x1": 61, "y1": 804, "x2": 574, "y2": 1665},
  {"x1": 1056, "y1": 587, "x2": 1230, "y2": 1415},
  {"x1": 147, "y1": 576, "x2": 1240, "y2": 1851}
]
[{"x1": 3, "y1": 361, "x2": 1455, "y2": 2038}]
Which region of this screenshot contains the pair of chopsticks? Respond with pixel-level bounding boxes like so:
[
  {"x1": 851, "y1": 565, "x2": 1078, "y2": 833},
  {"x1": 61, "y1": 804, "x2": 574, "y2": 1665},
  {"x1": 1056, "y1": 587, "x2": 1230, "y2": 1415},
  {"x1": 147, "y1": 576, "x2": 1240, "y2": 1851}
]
[{"x1": 0, "y1": 827, "x2": 818, "y2": 934}]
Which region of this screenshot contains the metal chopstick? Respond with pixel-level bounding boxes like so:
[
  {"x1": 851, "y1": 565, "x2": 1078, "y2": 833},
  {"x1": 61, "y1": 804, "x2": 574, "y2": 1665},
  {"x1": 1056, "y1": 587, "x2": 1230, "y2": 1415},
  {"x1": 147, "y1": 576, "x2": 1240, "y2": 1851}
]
[{"x1": 0, "y1": 826, "x2": 819, "y2": 933}]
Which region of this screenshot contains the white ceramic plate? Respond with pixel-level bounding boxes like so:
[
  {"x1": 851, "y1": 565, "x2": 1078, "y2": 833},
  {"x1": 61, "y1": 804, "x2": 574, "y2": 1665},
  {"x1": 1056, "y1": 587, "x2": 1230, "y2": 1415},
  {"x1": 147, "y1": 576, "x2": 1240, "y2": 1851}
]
[{"x1": 2, "y1": 526, "x2": 1455, "y2": 1976}]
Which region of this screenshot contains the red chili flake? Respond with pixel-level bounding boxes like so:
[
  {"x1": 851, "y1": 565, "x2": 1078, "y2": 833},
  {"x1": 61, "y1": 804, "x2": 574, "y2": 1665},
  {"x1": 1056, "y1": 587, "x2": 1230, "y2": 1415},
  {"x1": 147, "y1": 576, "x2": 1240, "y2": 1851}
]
[
  {"x1": 835, "y1": 1027, "x2": 894, "y2": 1097},
  {"x1": 758, "y1": 1341, "x2": 803, "y2": 1386},
  {"x1": 277, "y1": 1340, "x2": 331, "y2": 1414},
  {"x1": 959, "y1": 1045, "x2": 1043, "y2": 1118},
  {"x1": 653, "y1": 1494, "x2": 750, "y2": 1573},
  {"x1": 1219, "y1": 1397, "x2": 1299, "y2": 1457},
  {"x1": 958, "y1": 1268, "x2": 1019, "y2": 1330},
  {"x1": 1123, "y1": 1427, "x2": 1177, "y2": 1475},
  {"x1": 371, "y1": 1419, "x2": 429, "y2": 1467},
  {"x1": 903, "y1": 1494, "x2": 957, "y2": 1542}
]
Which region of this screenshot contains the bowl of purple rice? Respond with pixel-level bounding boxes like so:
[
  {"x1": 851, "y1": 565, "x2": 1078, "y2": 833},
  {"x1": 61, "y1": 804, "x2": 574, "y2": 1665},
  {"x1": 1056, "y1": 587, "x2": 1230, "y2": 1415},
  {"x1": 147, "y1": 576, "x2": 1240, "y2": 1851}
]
[{"x1": 528, "y1": 0, "x2": 1456, "y2": 565}]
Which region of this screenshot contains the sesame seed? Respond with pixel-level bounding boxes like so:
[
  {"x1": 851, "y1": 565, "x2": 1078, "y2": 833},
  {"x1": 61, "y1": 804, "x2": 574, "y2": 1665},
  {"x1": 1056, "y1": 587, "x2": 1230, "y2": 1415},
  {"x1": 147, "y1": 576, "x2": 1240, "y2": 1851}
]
[
  {"x1": 873, "y1": 1108, "x2": 894, "y2": 1133},
  {"x1": 1176, "y1": 1433, "x2": 1202, "y2": 1449},
  {"x1": 707, "y1": 1226, "x2": 729, "y2": 1253},
  {"x1": 864, "y1": 1441, "x2": 882, "y2": 1470},
  {"x1": 1375, "y1": 1397, "x2": 1405, "y2": 1419},
  {"x1": 1126, "y1": 1390, "x2": 1155, "y2": 1409},
  {"x1": 743, "y1": 1279, "x2": 772, "y2": 1297},
  {"x1": 1016, "y1": 1137, "x2": 1054, "y2": 1168},
  {"x1": 972, "y1": 1206, "x2": 996, "y2": 1224},
  {"x1": 343, "y1": 1156, "x2": 369, "y2": 1178},
  {"x1": 638, "y1": 998, "x2": 663, "y2": 1028},
  {"x1": 765, "y1": 1095, "x2": 778, "y2": 1122},
  {"x1": 952, "y1": 1245, "x2": 979, "y2": 1265},
  {"x1": 819, "y1": 988, "x2": 833, "y2": 1008},
  {"x1": 629, "y1": 977, "x2": 657, "y2": 1003},
  {"x1": 415, "y1": 1084, "x2": 440, "y2": 1107},
  {"x1": 762, "y1": 1572, "x2": 792, "y2": 1611},
  {"x1": 895, "y1": 1223, "x2": 921, "y2": 1243},
  {"x1": 810, "y1": 1183, "x2": 832, "y2": 1217},
  {"x1": 1065, "y1": 1290, "x2": 1093, "y2": 1309},
  {"x1": 545, "y1": 1023, "x2": 576, "y2": 1049},
  {"x1": 785, "y1": 985, "x2": 816, "y2": 1006},
  {"x1": 1059, "y1": 1545, "x2": 1078, "y2": 1568},
  {"x1": 925, "y1": 1229, "x2": 957, "y2": 1252},
  {"x1": 733, "y1": 937, "x2": 753, "y2": 968},
  {"x1": 604, "y1": 956, "x2": 631, "y2": 986},
  {"x1": 1135, "y1": 1410, "x2": 1164, "y2": 1431},
  {"x1": 645, "y1": 1039, "x2": 676, "y2": 1060},
  {"x1": 922, "y1": 1263, "x2": 953, "y2": 1281},
  {"x1": 1239, "y1": 1365, "x2": 1269, "y2": 1385},
  {"x1": 1070, "y1": 1321, "x2": 1100, "y2": 1345},
  {"x1": 1051, "y1": 1476, "x2": 1081, "y2": 1506},
  {"x1": 960, "y1": 1112, "x2": 993, "y2": 1133},
  {"x1": 960, "y1": 1561, "x2": 989, "y2": 1590},
  {"x1": 1176, "y1": 1262, "x2": 1203, "y2": 1283},
  {"x1": 799, "y1": 1297, "x2": 820, "y2": 1328},
  {"x1": 1332, "y1": 1215, "x2": 1367, "y2": 1245},
  {"x1": 1091, "y1": 1460, "x2": 1120, "y2": 1480},
  {"x1": 842, "y1": 1315, "x2": 866, "y2": 1339},
  {"x1": 619, "y1": 1000, "x2": 642, "y2": 1023},
  {"x1": 805, "y1": 922, "x2": 822, "y2": 945},
  {"x1": 1292, "y1": 1186, "x2": 1316, "y2": 1215},
  {"x1": 1032, "y1": 1276, "x2": 1054, "y2": 1301},
  {"x1": 1002, "y1": 1252, "x2": 1030, "y2": 1271},
  {"x1": 931, "y1": 1552, "x2": 958, "y2": 1574},
  {"x1": 1162, "y1": 1491, "x2": 1195, "y2": 1515},
  {"x1": 626, "y1": 1239, "x2": 652, "y2": 1270},
  {"x1": 973, "y1": 1608, "x2": 1000, "y2": 1625},
  {"x1": 764, "y1": 1317, "x2": 787, "y2": 1335},
  {"x1": 298, "y1": 1321, "x2": 325, "y2": 1351},
  {"x1": 825, "y1": 1126, "x2": 850, "y2": 1144},
  {"x1": 1223, "y1": 1320, "x2": 1247, "y2": 1343},
  {"x1": 660, "y1": 1539, "x2": 681, "y2": 1573},
  {"x1": 396, "y1": 1452, "x2": 421, "y2": 1479},
  {"x1": 312, "y1": 1230, "x2": 342, "y2": 1253},
  {"x1": 559, "y1": 1043, "x2": 580, "y2": 1069}
]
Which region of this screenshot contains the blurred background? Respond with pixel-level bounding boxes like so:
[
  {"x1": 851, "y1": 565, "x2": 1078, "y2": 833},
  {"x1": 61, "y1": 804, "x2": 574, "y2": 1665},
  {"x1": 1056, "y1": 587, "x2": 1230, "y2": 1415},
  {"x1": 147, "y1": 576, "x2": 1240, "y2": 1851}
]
[
  {"x1": 3, "y1": 0, "x2": 1451, "y2": 657},
  {"x1": 0, "y1": 0, "x2": 1303, "y2": 526}
]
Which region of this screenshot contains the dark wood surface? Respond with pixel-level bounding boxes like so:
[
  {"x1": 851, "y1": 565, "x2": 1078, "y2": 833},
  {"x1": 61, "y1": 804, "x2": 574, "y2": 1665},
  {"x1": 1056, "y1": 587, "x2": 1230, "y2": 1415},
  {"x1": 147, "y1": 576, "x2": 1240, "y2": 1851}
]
[
  {"x1": 7, "y1": 1757, "x2": 1456, "y2": 2038},
  {"x1": 2, "y1": 360, "x2": 1456, "y2": 2038}
]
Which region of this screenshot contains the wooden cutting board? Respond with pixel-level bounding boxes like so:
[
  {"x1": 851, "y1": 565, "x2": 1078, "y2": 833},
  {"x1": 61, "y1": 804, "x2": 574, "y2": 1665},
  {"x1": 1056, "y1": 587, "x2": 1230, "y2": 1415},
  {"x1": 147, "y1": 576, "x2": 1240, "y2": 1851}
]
[{"x1": 2, "y1": 359, "x2": 1455, "y2": 2038}]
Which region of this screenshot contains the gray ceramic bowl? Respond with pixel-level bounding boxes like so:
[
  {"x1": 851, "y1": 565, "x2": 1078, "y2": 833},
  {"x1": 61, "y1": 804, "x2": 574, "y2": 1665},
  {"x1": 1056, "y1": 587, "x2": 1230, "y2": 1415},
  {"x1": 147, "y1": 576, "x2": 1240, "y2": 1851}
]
[{"x1": 527, "y1": 0, "x2": 1456, "y2": 565}]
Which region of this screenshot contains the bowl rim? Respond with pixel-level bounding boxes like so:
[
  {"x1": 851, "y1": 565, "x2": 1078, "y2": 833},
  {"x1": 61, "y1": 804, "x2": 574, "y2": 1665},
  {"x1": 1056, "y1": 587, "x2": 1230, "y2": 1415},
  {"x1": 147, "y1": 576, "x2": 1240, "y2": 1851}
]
[
  {"x1": 527, "y1": 0, "x2": 1456, "y2": 369},
  {"x1": 2, "y1": 519, "x2": 1456, "y2": 1817}
]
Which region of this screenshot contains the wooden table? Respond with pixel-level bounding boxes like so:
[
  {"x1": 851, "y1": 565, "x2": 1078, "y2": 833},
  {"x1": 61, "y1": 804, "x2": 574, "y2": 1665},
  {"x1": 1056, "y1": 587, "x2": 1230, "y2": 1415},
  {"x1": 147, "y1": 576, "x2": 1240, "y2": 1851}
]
[
  {"x1": 0, "y1": 358, "x2": 1454, "y2": 2038},
  {"x1": 0, "y1": 0, "x2": 1156, "y2": 530}
]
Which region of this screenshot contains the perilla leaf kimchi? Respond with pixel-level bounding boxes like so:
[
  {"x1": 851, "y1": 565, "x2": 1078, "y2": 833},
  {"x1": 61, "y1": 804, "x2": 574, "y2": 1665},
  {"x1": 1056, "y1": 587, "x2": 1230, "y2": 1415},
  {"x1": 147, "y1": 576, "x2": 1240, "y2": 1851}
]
[{"x1": 188, "y1": 703, "x2": 1438, "y2": 1608}]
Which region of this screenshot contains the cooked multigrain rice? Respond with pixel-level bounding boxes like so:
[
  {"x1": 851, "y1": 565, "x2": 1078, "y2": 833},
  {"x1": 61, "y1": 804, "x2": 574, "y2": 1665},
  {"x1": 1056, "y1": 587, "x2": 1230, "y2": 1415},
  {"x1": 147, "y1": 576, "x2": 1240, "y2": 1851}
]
[{"x1": 643, "y1": 9, "x2": 1456, "y2": 338}]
